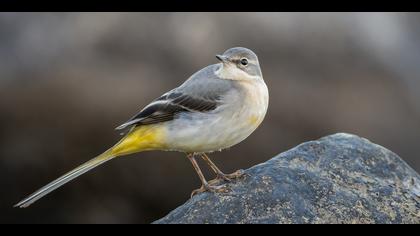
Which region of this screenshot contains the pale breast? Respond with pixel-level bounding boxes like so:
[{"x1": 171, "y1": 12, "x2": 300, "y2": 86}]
[
  {"x1": 224, "y1": 79, "x2": 269, "y2": 144},
  {"x1": 164, "y1": 79, "x2": 269, "y2": 153}
]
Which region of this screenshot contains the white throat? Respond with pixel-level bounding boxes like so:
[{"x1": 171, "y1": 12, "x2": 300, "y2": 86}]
[{"x1": 215, "y1": 63, "x2": 260, "y2": 81}]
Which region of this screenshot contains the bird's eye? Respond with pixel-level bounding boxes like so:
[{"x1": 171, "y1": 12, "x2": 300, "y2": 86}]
[{"x1": 240, "y1": 58, "x2": 248, "y2": 66}]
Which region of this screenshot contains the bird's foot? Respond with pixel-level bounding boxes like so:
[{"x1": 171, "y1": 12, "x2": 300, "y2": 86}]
[
  {"x1": 222, "y1": 169, "x2": 245, "y2": 180},
  {"x1": 190, "y1": 170, "x2": 246, "y2": 198},
  {"x1": 190, "y1": 183, "x2": 228, "y2": 198},
  {"x1": 208, "y1": 169, "x2": 245, "y2": 185}
]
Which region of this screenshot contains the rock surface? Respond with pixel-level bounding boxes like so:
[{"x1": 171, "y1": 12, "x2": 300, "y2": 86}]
[{"x1": 154, "y1": 133, "x2": 420, "y2": 224}]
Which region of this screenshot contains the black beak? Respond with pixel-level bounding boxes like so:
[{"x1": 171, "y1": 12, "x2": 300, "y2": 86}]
[{"x1": 216, "y1": 54, "x2": 228, "y2": 62}]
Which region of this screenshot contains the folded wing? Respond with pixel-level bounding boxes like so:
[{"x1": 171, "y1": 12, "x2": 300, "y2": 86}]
[{"x1": 115, "y1": 91, "x2": 221, "y2": 130}]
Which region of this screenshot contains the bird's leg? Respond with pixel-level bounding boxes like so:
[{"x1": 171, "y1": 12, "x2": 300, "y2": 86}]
[
  {"x1": 199, "y1": 153, "x2": 231, "y2": 182},
  {"x1": 200, "y1": 153, "x2": 245, "y2": 185},
  {"x1": 187, "y1": 153, "x2": 224, "y2": 197}
]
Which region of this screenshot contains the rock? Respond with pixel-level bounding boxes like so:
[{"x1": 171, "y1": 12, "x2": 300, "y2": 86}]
[{"x1": 154, "y1": 133, "x2": 420, "y2": 224}]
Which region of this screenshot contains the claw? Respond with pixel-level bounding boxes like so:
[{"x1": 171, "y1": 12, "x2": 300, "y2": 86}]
[
  {"x1": 208, "y1": 169, "x2": 246, "y2": 185},
  {"x1": 223, "y1": 169, "x2": 245, "y2": 179},
  {"x1": 190, "y1": 184, "x2": 228, "y2": 198}
]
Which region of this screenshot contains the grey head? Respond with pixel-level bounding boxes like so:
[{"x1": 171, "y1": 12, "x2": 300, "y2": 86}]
[{"x1": 215, "y1": 47, "x2": 262, "y2": 80}]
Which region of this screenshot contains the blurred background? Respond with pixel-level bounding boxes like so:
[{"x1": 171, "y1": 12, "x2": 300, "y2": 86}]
[{"x1": 1, "y1": 12, "x2": 420, "y2": 223}]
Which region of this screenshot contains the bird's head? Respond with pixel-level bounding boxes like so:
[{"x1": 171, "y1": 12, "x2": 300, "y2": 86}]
[{"x1": 215, "y1": 47, "x2": 263, "y2": 81}]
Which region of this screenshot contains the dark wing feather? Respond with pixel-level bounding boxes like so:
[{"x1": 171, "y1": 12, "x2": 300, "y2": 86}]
[
  {"x1": 115, "y1": 92, "x2": 220, "y2": 130},
  {"x1": 172, "y1": 94, "x2": 219, "y2": 112}
]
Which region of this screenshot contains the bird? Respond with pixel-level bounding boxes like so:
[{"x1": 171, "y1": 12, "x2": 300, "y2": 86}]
[{"x1": 14, "y1": 47, "x2": 269, "y2": 208}]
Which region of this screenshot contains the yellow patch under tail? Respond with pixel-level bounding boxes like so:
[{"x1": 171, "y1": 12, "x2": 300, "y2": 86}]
[{"x1": 110, "y1": 124, "x2": 167, "y2": 157}]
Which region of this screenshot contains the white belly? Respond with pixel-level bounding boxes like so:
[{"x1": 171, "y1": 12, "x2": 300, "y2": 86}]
[{"x1": 164, "y1": 80, "x2": 269, "y2": 153}]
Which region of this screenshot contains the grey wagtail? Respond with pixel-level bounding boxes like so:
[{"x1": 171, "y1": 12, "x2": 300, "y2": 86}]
[{"x1": 15, "y1": 47, "x2": 269, "y2": 208}]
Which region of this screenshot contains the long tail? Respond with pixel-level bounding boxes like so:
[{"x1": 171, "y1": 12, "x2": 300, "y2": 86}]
[
  {"x1": 14, "y1": 125, "x2": 165, "y2": 208},
  {"x1": 14, "y1": 149, "x2": 116, "y2": 208}
]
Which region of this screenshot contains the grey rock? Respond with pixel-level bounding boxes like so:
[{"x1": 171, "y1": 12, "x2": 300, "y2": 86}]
[{"x1": 154, "y1": 133, "x2": 420, "y2": 224}]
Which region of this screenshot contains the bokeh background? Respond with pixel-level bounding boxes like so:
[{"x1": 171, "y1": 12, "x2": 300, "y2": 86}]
[{"x1": 1, "y1": 12, "x2": 420, "y2": 223}]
